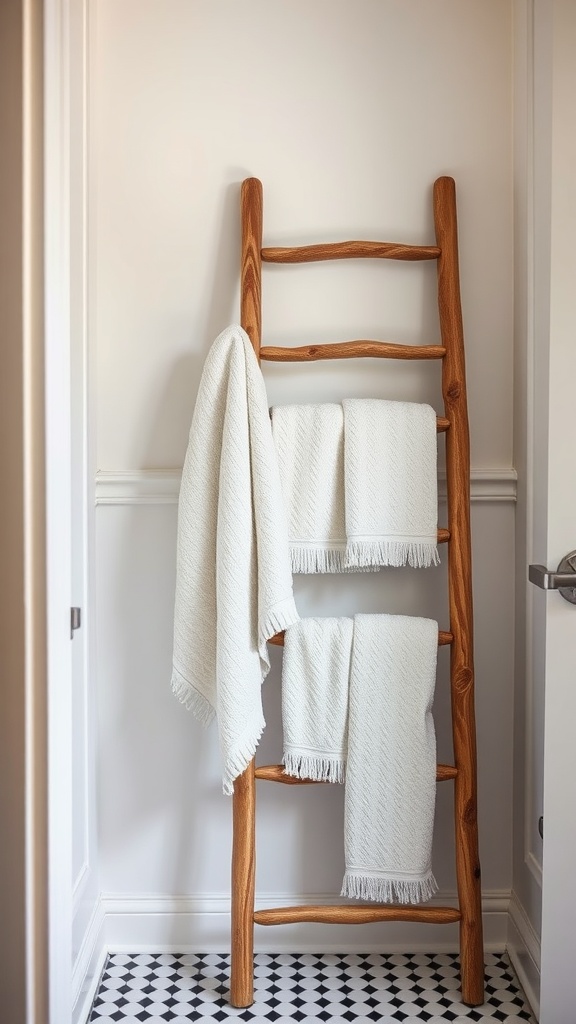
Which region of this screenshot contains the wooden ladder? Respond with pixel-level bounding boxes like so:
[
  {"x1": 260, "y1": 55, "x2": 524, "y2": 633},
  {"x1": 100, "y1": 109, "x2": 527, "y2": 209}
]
[{"x1": 231, "y1": 175, "x2": 484, "y2": 1008}]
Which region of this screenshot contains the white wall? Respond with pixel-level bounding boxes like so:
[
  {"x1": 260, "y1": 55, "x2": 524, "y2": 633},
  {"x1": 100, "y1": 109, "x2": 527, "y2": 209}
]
[{"x1": 89, "y1": 0, "x2": 515, "y2": 951}]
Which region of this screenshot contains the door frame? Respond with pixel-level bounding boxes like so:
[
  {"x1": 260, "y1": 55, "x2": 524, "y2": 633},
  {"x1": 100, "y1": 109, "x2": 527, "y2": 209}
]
[
  {"x1": 45, "y1": 0, "x2": 74, "y2": 1019},
  {"x1": 44, "y1": 0, "x2": 573, "y2": 1020}
]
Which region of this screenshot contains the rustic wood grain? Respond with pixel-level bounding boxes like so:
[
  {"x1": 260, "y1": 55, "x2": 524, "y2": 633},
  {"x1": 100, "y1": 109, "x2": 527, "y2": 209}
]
[
  {"x1": 262, "y1": 240, "x2": 441, "y2": 262},
  {"x1": 230, "y1": 175, "x2": 484, "y2": 1009},
  {"x1": 230, "y1": 179, "x2": 264, "y2": 1008},
  {"x1": 241, "y1": 178, "x2": 263, "y2": 354},
  {"x1": 230, "y1": 760, "x2": 255, "y2": 1007},
  {"x1": 254, "y1": 905, "x2": 461, "y2": 925},
  {"x1": 260, "y1": 341, "x2": 445, "y2": 361},
  {"x1": 268, "y1": 629, "x2": 453, "y2": 648},
  {"x1": 434, "y1": 175, "x2": 484, "y2": 1006},
  {"x1": 255, "y1": 763, "x2": 458, "y2": 784}
]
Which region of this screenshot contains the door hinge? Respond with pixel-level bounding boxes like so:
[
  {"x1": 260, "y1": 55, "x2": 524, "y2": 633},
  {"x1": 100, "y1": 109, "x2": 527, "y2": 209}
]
[{"x1": 70, "y1": 606, "x2": 82, "y2": 639}]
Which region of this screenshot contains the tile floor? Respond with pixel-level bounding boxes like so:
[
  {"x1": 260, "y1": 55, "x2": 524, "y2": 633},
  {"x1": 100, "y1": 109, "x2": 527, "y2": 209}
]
[{"x1": 88, "y1": 951, "x2": 535, "y2": 1023}]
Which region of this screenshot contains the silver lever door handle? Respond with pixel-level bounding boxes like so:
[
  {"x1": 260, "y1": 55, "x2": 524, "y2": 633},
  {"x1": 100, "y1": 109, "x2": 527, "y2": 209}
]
[{"x1": 529, "y1": 550, "x2": 576, "y2": 604}]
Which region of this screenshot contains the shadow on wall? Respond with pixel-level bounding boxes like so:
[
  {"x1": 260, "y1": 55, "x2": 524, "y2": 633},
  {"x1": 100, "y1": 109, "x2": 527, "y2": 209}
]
[{"x1": 142, "y1": 174, "x2": 248, "y2": 469}]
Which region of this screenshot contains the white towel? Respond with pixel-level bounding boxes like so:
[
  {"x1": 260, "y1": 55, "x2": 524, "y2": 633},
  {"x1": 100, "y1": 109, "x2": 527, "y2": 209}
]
[
  {"x1": 171, "y1": 325, "x2": 299, "y2": 795},
  {"x1": 342, "y1": 614, "x2": 439, "y2": 904},
  {"x1": 343, "y1": 399, "x2": 439, "y2": 569},
  {"x1": 271, "y1": 403, "x2": 348, "y2": 573},
  {"x1": 282, "y1": 613, "x2": 439, "y2": 904},
  {"x1": 282, "y1": 617, "x2": 353, "y2": 783},
  {"x1": 271, "y1": 400, "x2": 439, "y2": 573}
]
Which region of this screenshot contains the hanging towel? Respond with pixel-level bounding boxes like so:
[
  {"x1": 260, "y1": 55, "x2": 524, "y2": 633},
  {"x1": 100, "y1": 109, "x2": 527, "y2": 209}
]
[
  {"x1": 342, "y1": 399, "x2": 439, "y2": 569},
  {"x1": 282, "y1": 617, "x2": 353, "y2": 783},
  {"x1": 341, "y1": 613, "x2": 439, "y2": 904},
  {"x1": 171, "y1": 325, "x2": 299, "y2": 795},
  {"x1": 271, "y1": 399, "x2": 439, "y2": 573},
  {"x1": 271, "y1": 403, "x2": 349, "y2": 573}
]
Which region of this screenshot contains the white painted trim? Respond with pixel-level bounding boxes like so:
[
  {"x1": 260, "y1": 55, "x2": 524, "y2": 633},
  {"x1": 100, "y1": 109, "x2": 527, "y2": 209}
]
[
  {"x1": 525, "y1": 850, "x2": 543, "y2": 889},
  {"x1": 519, "y1": 0, "x2": 544, "y2": 902},
  {"x1": 99, "y1": 890, "x2": 510, "y2": 955},
  {"x1": 95, "y1": 470, "x2": 184, "y2": 505},
  {"x1": 508, "y1": 891, "x2": 541, "y2": 1019},
  {"x1": 94, "y1": 468, "x2": 518, "y2": 506},
  {"x1": 72, "y1": 898, "x2": 106, "y2": 1024},
  {"x1": 44, "y1": 0, "x2": 74, "y2": 1020},
  {"x1": 73, "y1": 860, "x2": 90, "y2": 904}
]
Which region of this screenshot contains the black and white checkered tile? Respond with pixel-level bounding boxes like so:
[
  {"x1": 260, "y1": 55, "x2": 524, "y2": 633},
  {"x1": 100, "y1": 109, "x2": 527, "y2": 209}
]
[{"x1": 88, "y1": 951, "x2": 535, "y2": 1024}]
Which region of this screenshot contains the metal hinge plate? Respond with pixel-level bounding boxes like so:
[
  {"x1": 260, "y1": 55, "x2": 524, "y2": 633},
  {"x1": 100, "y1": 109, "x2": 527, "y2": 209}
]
[{"x1": 70, "y1": 607, "x2": 82, "y2": 638}]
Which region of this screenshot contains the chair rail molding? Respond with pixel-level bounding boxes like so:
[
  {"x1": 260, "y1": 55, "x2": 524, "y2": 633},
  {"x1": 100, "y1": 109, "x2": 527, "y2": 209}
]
[{"x1": 95, "y1": 468, "x2": 518, "y2": 506}]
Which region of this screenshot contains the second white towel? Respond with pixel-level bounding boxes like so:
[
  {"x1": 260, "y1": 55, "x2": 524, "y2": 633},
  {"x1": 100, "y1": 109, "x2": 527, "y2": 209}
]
[
  {"x1": 343, "y1": 399, "x2": 439, "y2": 570},
  {"x1": 282, "y1": 613, "x2": 439, "y2": 904},
  {"x1": 282, "y1": 617, "x2": 352, "y2": 784},
  {"x1": 342, "y1": 614, "x2": 439, "y2": 904},
  {"x1": 272, "y1": 399, "x2": 439, "y2": 573}
]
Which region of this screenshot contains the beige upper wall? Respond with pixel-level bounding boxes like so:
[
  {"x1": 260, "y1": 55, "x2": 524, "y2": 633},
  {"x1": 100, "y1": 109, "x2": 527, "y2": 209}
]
[{"x1": 90, "y1": 0, "x2": 514, "y2": 473}]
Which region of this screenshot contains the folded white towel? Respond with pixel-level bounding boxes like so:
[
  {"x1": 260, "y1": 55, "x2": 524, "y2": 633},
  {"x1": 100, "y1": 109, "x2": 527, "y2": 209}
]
[
  {"x1": 343, "y1": 399, "x2": 439, "y2": 569},
  {"x1": 342, "y1": 614, "x2": 439, "y2": 904},
  {"x1": 171, "y1": 325, "x2": 299, "y2": 794},
  {"x1": 271, "y1": 403, "x2": 348, "y2": 573},
  {"x1": 282, "y1": 613, "x2": 439, "y2": 904},
  {"x1": 282, "y1": 617, "x2": 353, "y2": 783},
  {"x1": 271, "y1": 399, "x2": 439, "y2": 573}
]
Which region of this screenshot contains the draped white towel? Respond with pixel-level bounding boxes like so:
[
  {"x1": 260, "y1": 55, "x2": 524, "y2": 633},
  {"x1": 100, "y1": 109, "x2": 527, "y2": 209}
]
[
  {"x1": 282, "y1": 617, "x2": 353, "y2": 784},
  {"x1": 342, "y1": 614, "x2": 439, "y2": 904},
  {"x1": 171, "y1": 325, "x2": 299, "y2": 795},
  {"x1": 271, "y1": 399, "x2": 439, "y2": 572},
  {"x1": 343, "y1": 399, "x2": 439, "y2": 570}
]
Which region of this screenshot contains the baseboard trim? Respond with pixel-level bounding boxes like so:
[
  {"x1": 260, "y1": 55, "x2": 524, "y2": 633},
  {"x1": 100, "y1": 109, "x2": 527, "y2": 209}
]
[
  {"x1": 100, "y1": 889, "x2": 510, "y2": 954},
  {"x1": 72, "y1": 899, "x2": 106, "y2": 1024},
  {"x1": 507, "y1": 891, "x2": 541, "y2": 1020}
]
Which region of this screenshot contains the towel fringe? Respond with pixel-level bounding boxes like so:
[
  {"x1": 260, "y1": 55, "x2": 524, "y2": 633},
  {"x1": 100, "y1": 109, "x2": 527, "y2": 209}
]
[
  {"x1": 291, "y1": 546, "x2": 347, "y2": 574},
  {"x1": 291, "y1": 545, "x2": 378, "y2": 574},
  {"x1": 260, "y1": 597, "x2": 301, "y2": 659},
  {"x1": 171, "y1": 669, "x2": 215, "y2": 728},
  {"x1": 341, "y1": 871, "x2": 438, "y2": 905},
  {"x1": 221, "y1": 721, "x2": 265, "y2": 797},
  {"x1": 345, "y1": 539, "x2": 440, "y2": 570},
  {"x1": 283, "y1": 752, "x2": 346, "y2": 784}
]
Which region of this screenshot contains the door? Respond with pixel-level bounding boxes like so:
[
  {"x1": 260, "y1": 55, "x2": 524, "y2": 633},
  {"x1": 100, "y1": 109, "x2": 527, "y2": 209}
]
[{"x1": 530, "y1": 2, "x2": 576, "y2": 1021}]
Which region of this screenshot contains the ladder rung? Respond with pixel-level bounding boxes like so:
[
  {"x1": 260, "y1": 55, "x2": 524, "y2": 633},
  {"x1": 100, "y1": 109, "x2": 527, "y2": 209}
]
[
  {"x1": 260, "y1": 341, "x2": 445, "y2": 362},
  {"x1": 261, "y1": 241, "x2": 441, "y2": 263},
  {"x1": 268, "y1": 629, "x2": 453, "y2": 648},
  {"x1": 254, "y1": 904, "x2": 461, "y2": 926},
  {"x1": 255, "y1": 763, "x2": 457, "y2": 784}
]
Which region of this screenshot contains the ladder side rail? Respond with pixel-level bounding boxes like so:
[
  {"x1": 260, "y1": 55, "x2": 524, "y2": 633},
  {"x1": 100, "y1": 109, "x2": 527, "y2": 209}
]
[
  {"x1": 230, "y1": 176, "x2": 263, "y2": 1009},
  {"x1": 434, "y1": 176, "x2": 484, "y2": 1006}
]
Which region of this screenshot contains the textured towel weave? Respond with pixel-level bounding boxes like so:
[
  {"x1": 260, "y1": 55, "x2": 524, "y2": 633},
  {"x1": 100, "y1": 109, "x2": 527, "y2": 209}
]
[
  {"x1": 282, "y1": 618, "x2": 353, "y2": 783},
  {"x1": 271, "y1": 403, "x2": 348, "y2": 573},
  {"x1": 342, "y1": 614, "x2": 439, "y2": 904},
  {"x1": 271, "y1": 399, "x2": 439, "y2": 572},
  {"x1": 171, "y1": 325, "x2": 299, "y2": 794},
  {"x1": 343, "y1": 399, "x2": 439, "y2": 569}
]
